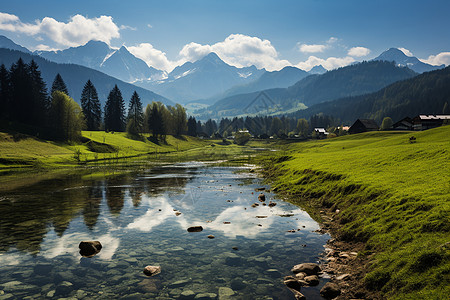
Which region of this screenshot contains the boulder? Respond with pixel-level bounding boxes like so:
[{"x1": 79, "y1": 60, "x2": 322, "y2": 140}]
[
  {"x1": 304, "y1": 275, "x2": 319, "y2": 286},
  {"x1": 283, "y1": 278, "x2": 302, "y2": 292},
  {"x1": 143, "y1": 265, "x2": 161, "y2": 277},
  {"x1": 258, "y1": 193, "x2": 266, "y2": 202},
  {"x1": 320, "y1": 282, "x2": 341, "y2": 299},
  {"x1": 79, "y1": 241, "x2": 102, "y2": 257},
  {"x1": 187, "y1": 226, "x2": 203, "y2": 232},
  {"x1": 218, "y1": 287, "x2": 235, "y2": 299},
  {"x1": 194, "y1": 293, "x2": 217, "y2": 299},
  {"x1": 291, "y1": 263, "x2": 321, "y2": 275}
]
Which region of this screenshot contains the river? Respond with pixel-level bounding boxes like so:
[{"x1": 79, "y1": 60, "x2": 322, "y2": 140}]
[{"x1": 0, "y1": 162, "x2": 329, "y2": 299}]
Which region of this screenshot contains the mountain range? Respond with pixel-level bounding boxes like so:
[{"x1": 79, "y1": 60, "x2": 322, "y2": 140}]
[
  {"x1": 0, "y1": 48, "x2": 171, "y2": 107},
  {"x1": 198, "y1": 60, "x2": 417, "y2": 119},
  {"x1": 291, "y1": 66, "x2": 450, "y2": 124}
]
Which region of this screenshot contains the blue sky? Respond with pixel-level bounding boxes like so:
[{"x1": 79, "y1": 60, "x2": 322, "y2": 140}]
[{"x1": 1, "y1": 0, "x2": 449, "y2": 71}]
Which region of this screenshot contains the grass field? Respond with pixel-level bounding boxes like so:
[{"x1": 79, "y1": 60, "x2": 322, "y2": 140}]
[{"x1": 263, "y1": 126, "x2": 450, "y2": 299}]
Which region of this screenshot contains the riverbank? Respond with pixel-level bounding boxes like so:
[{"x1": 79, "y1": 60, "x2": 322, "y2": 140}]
[{"x1": 261, "y1": 126, "x2": 449, "y2": 299}]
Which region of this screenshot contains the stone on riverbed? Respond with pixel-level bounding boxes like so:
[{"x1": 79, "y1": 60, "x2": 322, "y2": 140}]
[
  {"x1": 304, "y1": 275, "x2": 319, "y2": 286},
  {"x1": 218, "y1": 287, "x2": 235, "y2": 299},
  {"x1": 143, "y1": 265, "x2": 161, "y2": 277},
  {"x1": 320, "y1": 282, "x2": 341, "y2": 299},
  {"x1": 283, "y1": 277, "x2": 302, "y2": 291},
  {"x1": 194, "y1": 293, "x2": 217, "y2": 299},
  {"x1": 79, "y1": 241, "x2": 102, "y2": 257},
  {"x1": 187, "y1": 226, "x2": 203, "y2": 232},
  {"x1": 258, "y1": 193, "x2": 266, "y2": 202},
  {"x1": 291, "y1": 263, "x2": 321, "y2": 275}
]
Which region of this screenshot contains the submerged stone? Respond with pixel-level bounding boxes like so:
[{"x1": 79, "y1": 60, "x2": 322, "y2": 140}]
[
  {"x1": 79, "y1": 241, "x2": 102, "y2": 257},
  {"x1": 143, "y1": 265, "x2": 161, "y2": 277},
  {"x1": 187, "y1": 226, "x2": 203, "y2": 232}
]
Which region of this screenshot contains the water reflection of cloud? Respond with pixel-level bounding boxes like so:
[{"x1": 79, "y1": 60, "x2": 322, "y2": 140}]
[
  {"x1": 126, "y1": 196, "x2": 189, "y2": 232},
  {"x1": 205, "y1": 205, "x2": 272, "y2": 238},
  {"x1": 40, "y1": 230, "x2": 119, "y2": 261},
  {"x1": 0, "y1": 252, "x2": 23, "y2": 266}
]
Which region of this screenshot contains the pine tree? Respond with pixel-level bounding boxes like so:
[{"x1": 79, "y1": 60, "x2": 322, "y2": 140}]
[
  {"x1": 80, "y1": 80, "x2": 102, "y2": 130},
  {"x1": 0, "y1": 64, "x2": 10, "y2": 120},
  {"x1": 104, "y1": 85, "x2": 125, "y2": 132},
  {"x1": 147, "y1": 102, "x2": 165, "y2": 139},
  {"x1": 187, "y1": 116, "x2": 197, "y2": 136},
  {"x1": 9, "y1": 58, "x2": 32, "y2": 123},
  {"x1": 126, "y1": 91, "x2": 144, "y2": 135},
  {"x1": 51, "y1": 73, "x2": 69, "y2": 96},
  {"x1": 29, "y1": 60, "x2": 49, "y2": 126}
]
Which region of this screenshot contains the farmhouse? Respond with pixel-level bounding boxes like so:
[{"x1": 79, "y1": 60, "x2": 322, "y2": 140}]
[
  {"x1": 314, "y1": 128, "x2": 328, "y2": 138},
  {"x1": 348, "y1": 119, "x2": 379, "y2": 134},
  {"x1": 412, "y1": 115, "x2": 450, "y2": 130},
  {"x1": 393, "y1": 117, "x2": 413, "y2": 130}
]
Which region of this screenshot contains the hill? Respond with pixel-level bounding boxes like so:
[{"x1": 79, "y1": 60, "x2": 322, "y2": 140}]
[
  {"x1": 200, "y1": 61, "x2": 417, "y2": 119},
  {"x1": 264, "y1": 126, "x2": 450, "y2": 299},
  {"x1": 0, "y1": 48, "x2": 172, "y2": 107},
  {"x1": 292, "y1": 66, "x2": 450, "y2": 123}
]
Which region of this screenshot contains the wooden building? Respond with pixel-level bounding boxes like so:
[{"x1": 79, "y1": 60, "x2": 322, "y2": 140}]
[
  {"x1": 412, "y1": 115, "x2": 450, "y2": 130},
  {"x1": 348, "y1": 119, "x2": 379, "y2": 134},
  {"x1": 392, "y1": 117, "x2": 413, "y2": 130}
]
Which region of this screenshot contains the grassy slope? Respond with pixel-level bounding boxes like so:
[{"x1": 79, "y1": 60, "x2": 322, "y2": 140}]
[{"x1": 264, "y1": 126, "x2": 449, "y2": 299}]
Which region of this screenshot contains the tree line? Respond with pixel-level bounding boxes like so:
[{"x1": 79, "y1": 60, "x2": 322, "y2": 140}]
[
  {"x1": 0, "y1": 58, "x2": 189, "y2": 141},
  {"x1": 0, "y1": 58, "x2": 343, "y2": 142}
]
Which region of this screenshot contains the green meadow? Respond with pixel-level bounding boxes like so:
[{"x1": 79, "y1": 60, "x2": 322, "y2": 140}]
[{"x1": 263, "y1": 125, "x2": 450, "y2": 299}]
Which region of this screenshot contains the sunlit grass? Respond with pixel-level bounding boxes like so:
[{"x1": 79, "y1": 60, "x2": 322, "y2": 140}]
[{"x1": 264, "y1": 126, "x2": 450, "y2": 299}]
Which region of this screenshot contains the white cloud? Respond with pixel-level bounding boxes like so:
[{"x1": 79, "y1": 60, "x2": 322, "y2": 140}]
[
  {"x1": 120, "y1": 25, "x2": 136, "y2": 31},
  {"x1": 348, "y1": 46, "x2": 371, "y2": 57},
  {"x1": 178, "y1": 34, "x2": 291, "y2": 71},
  {"x1": 398, "y1": 47, "x2": 413, "y2": 57},
  {"x1": 420, "y1": 52, "x2": 450, "y2": 66},
  {"x1": 298, "y1": 43, "x2": 327, "y2": 53},
  {"x1": 295, "y1": 55, "x2": 356, "y2": 71},
  {"x1": 147, "y1": 24, "x2": 153, "y2": 29},
  {"x1": 33, "y1": 44, "x2": 59, "y2": 51},
  {"x1": 328, "y1": 37, "x2": 338, "y2": 44},
  {"x1": 127, "y1": 43, "x2": 174, "y2": 71},
  {"x1": 0, "y1": 12, "x2": 120, "y2": 47}
]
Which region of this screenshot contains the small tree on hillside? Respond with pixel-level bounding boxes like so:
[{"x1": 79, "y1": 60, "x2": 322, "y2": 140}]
[
  {"x1": 381, "y1": 117, "x2": 393, "y2": 130},
  {"x1": 127, "y1": 91, "x2": 144, "y2": 135},
  {"x1": 296, "y1": 118, "x2": 309, "y2": 138},
  {"x1": 104, "y1": 85, "x2": 126, "y2": 132},
  {"x1": 49, "y1": 91, "x2": 84, "y2": 141},
  {"x1": 80, "y1": 80, "x2": 102, "y2": 131},
  {"x1": 51, "y1": 73, "x2": 69, "y2": 96},
  {"x1": 187, "y1": 116, "x2": 197, "y2": 136}
]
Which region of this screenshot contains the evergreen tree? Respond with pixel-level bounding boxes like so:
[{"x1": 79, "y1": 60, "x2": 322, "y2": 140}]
[
  {"x1": 0, "y1": 64, "x2": 10, "y2": 119},
  {"x1": 9, "y1": 58, "x2": 32, "y2": 123},
  {"x1": 104, "y1": 85, "x2": 126, "y2": 132},
  {"x1": 148, "y1": 102, "x2": 165, "y2": 139},
  {"x1": 187, "y1": 116, "x2": 197, "y2": 136},
  {"x1": 80, "y1": 80, "x2": 101, "y2": 130},
  {"x1": 29, "y1": 60, "x2": 49, "y2": 126},
  {"x1": 51, "y1": 73, "x2": 69, "y2": 96},
  {"x1": 127, "y1": 91, "x2": 144, "y2": 135}
]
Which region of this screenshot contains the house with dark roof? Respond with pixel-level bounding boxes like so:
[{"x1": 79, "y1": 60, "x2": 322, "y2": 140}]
[
  {"x1": 348, "y1": 119, "x2": 379, "y2": 134},
  {"x1": 412, "y1": 115, "x2": 450, "y2": 130},
  {"x1": 393, "y1": 117, "x2": 413, "y2": 130}
]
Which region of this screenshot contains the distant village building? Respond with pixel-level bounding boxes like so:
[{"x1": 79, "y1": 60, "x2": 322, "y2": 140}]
[
  {"x1": 348, "y1": 119, "x2": 379, "y2": 134},
  {"x1": 314, "y1": 128, "x2": 328, "y2": 138},
  {"x1": 412, "y1": 115, "x2": 450, "y2": 130},
  {"x1": 392, "y1": 117, "x2": 413, "y2": 130}
]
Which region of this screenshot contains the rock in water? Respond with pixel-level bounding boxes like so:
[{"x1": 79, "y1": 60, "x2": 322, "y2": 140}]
[
  {"x1": 207, "y1": 235, "x2": 215, "y2": 239},
  {"x1": 304, "y1": 275, "x2": 320, "y2": 286},
  {"x1": 143, "y1": 265, "x2": 161, "y2": 277},
  {"x1": 284, "y1": 278, "x2": 302, "y2": 291},
  {"x1": 187, "y1": 226, "x2": 203, "y2": 232},
  {"x1": 268, "y1": 201, "x2": 276, "y2": 207},
  {"x1": 79, "y1": 241, "x2": 102, "y2": 257},
  {"x1": 291, "y1": 263, "x2": 321, "y2": 275},
  {"x1": 320, "y1": 282, "x2": 341, "y2": 299},
  {"x1": 258, "y1": 193, "x2": 266, "y2": 202}
]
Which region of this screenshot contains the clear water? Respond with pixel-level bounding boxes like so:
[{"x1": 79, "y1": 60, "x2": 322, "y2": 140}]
[{"x1": 0, "y1": 163, "x2": 329, "y2": 299}]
